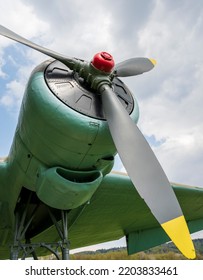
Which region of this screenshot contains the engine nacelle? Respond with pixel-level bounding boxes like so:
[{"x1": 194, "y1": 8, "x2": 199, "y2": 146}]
[
  {"x1": 7, "y1": 59, "x2": 139, "y2": 207},
  {"x1": 16, "y1": 59, "x2": 139, "y2": 174}
]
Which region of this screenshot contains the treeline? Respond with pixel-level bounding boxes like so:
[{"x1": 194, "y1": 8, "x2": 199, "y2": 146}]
[{"x1": 70, "y1": 239, "x2": 203, "y2": 260}]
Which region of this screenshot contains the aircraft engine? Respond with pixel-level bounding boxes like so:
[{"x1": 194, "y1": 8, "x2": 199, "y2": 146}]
[{"x1": 9, "y1": 59, "x2": 139, "y2": 209}]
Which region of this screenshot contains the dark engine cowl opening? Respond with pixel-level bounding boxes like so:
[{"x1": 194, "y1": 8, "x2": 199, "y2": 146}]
[{"x1": 44, "y1": 60, "x2": 134, "y2": 120}]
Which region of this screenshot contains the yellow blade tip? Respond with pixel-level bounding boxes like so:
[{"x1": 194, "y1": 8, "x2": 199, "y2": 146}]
[
  {"x1": 161, "y1": 215, "x2": 196, "y2": 259},
  {"x1": 149, "y1": 58, "x2": 157, "y2": 66}
]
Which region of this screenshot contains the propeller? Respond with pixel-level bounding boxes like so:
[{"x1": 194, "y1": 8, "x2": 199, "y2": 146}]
[
  {"x1": 0, "y1": 25, "x2": 77, "y2": 69},
  {"x1": 0, "y1": 25, "x2": 155, "y2": 78},
  {"x1": 114, "y1": 57, "x2": 156, "y2": 77},
  {"x1": 100, "y1": 84, "x2": 195, "y2": 259},
  {"x1": 0, "y1": 25, "x2": 196, "y2": 259}
]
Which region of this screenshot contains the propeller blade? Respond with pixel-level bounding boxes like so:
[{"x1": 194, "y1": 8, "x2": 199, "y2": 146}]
[
  {"x1": 115, "y1": 57, "x2": 156, "y2": 77},
  {"x1": 0, "y1": 25, "x2": 76, "y2": 69},
  {"x1": 100, "y1": 84, "x2": 195, "y2": 259}
]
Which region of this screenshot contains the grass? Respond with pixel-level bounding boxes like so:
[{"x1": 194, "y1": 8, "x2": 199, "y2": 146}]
[
  {"x1": 40, "y1": 248, "x2": 203, "y2": 260},
  {"x1": 70, "y1": 250, "x2": 203, "y2": 260},
  {"x1": 39, "y1": 239, "x2": 203, "y2": 260}
]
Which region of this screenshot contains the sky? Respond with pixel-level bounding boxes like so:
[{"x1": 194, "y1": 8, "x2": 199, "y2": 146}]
[{"x1": 0, "y1": 0, "x2": 203, "y2": 252}]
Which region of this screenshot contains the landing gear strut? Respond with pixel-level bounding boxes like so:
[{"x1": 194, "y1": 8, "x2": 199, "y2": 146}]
[
  {"x1": 48, "y1": 208, "x2": 70, "y2": 260},
  {"x1": 10, "y1": 192, "x2": 70, "y2": 260}
]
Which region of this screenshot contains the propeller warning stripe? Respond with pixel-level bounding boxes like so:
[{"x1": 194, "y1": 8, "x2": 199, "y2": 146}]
[{"x1": 161, "y1": 215, "x2": 196, "y2": 259}]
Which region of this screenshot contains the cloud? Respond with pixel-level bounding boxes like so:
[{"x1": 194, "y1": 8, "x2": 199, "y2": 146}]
[
  {"x1": 0, "y1": 60, "x2": 6, "y2": 78},
  {"x1": 0, "y1": 0, "x2": 48, "y2": 39},
  {"x1": 17, "y1": 0, "x2": 156, "y2": 60},
  {"x1": 17, "y1": 0, "x2": 115, "y2": 59},
  {"x1": 123, "y1": 0, "x2": 203, "y2": 186},
  {"x1": 0, "y1": 45, "x2": 41, "y2": 114},
  {"x1": 0, "y1": 79, "x2": 24, "y2": 109}
]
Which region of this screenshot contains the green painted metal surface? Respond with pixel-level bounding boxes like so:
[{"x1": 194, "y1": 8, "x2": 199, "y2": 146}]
[
  {"x1": 31, "y1": 174, "x2": 203, "y2": 256},
  {"x1": 36, "y1": 167, "x2": 103, "y2": 209},
  {"x1": 0, "y1": 173, "x2": 200, "y2": 259}
]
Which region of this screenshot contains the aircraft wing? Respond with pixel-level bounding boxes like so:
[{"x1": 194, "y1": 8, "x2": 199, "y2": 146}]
[
  {"x1": 0, "y1": 171, "x2": 203, "y2": 259},
  {"x1": 28, "y1": 172, "x2": 203, "y2": 256}
]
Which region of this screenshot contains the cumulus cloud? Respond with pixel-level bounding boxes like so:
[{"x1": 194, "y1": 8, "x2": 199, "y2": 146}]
[
  {"x1": 0, "y1": 79, "x2": 24, "y2": 109},
  {"x1": 129, "y1": 0, "x2": 203, "y2": 186},
  {"x1": 0, "y1": 60, "x2": 6, "y2": 78}
]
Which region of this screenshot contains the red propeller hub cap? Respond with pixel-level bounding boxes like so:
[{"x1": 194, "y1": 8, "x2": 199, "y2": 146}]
[{"x1": 91, "y1": 52, "x2": 115, "y2": 73}]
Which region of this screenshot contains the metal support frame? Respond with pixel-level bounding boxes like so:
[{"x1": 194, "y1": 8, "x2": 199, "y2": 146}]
[
  {"x1": 10, "y1": 193, "x2": 70, "y2": 260},
  {"x1": 48, "y1": 208, "x2": 70, "y2": 260}
]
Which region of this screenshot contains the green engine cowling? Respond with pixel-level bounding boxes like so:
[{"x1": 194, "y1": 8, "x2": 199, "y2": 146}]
[
  {"x1": 8, "y1": 59, "x2": 139, "y2": 210},
  {"x1": 36, "y1": 167, "x2": 103, "y2": 209}
]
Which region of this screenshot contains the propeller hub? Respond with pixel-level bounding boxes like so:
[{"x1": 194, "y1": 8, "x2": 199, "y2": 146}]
[{"x1": 91, "y1": 52, "x2": 115, "y2": 73}]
